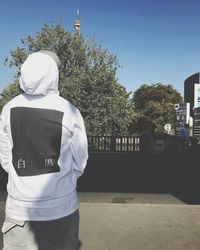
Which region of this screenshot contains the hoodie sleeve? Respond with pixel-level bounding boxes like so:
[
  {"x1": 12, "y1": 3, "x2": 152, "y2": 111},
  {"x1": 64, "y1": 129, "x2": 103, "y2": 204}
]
[
  {"x1": 70, "y1": 109, "x2": 88, "y2": 179},
  {"x1": 0, "y1": 108, "x2": 9, "y2": 173}
]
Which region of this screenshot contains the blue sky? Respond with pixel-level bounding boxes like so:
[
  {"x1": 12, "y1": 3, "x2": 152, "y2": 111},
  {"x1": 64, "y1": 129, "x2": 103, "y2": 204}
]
[{"x1": 1, "y1": 0, "x2": 200, "y2": 96}]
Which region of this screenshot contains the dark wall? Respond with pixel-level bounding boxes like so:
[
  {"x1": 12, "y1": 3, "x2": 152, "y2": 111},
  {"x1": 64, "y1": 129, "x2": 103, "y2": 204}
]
[
  {"x1": 1, "y1": 149, "x2": 200, "y2": 204},
  {"x1": 77, "y1": 151, "x2": 200, "y2": 204}
]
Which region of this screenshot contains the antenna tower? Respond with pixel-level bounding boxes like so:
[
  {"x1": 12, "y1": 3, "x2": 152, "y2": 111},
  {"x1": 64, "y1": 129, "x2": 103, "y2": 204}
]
[{"x1": 74, "y1": 9, "x2": 81, "y2": 35}]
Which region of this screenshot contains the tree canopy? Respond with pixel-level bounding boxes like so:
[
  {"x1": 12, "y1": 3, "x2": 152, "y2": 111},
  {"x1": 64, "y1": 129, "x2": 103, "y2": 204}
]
[
  {"x1": 1, "y1": 24, "x2": 184, "y2": 136},
  {"x1": 1, "y1": 23, "x2": 134, "y2": 135},
  {"x1": 131, "y1": 83, "x2": 183, "y2": 134}
]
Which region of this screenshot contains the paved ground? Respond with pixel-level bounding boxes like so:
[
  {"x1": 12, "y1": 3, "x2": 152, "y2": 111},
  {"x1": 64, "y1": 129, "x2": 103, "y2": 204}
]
[
  {"x1": 79, "y1": 203, "x2": 200, "y2": 250},
  {"x1": 1, "y1": 191, "x2": 200, "y2": 250}
]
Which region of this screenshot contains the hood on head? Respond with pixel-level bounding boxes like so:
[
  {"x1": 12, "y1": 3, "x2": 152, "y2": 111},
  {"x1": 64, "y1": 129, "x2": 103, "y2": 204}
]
[{"x1": 19, "y1": 51, "x2": 59, "y2": 95}]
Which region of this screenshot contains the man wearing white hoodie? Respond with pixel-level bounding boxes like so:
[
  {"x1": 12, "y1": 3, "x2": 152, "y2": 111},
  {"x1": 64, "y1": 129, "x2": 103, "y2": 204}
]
[{"x1": 0, "y1": 51, "x2": 88, "y2": 250}]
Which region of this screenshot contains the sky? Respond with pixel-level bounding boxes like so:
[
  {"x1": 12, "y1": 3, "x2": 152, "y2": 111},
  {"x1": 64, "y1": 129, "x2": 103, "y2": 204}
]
[{"x1": 1, "y1": 0, "x2": 200, "y2": 96}]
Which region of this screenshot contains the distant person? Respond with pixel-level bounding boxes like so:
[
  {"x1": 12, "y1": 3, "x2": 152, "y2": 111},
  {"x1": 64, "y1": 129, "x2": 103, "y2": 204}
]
[
  {"x1": 180, "y1": 123, "x2": 190, "y2": 148},
  {"x1": 0, "y1": 51, "x2": 88, "y2": 250}
]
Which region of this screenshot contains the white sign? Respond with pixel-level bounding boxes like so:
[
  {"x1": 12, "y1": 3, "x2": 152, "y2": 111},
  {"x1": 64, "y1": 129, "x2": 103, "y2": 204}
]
[{"x1": 164, "y1": 123, "x2": 171, "y2": 132}]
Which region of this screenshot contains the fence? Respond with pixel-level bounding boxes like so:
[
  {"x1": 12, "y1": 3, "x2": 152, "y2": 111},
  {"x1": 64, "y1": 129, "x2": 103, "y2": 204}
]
[{"x1": 88, "y1": 136, "x2": 140, "y2": 152}]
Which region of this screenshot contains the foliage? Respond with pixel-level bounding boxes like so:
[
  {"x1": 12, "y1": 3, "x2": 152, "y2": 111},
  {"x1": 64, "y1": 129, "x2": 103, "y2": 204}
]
[
  {"x1": 131, "y1": 83, "x2": 183, "y2": 134},
  {"x1": 0, "y1": 81, "x2": 21, "y2": 111},
  {"x1": 2, "y1": 23, "x2": 134, "y2": 135}
]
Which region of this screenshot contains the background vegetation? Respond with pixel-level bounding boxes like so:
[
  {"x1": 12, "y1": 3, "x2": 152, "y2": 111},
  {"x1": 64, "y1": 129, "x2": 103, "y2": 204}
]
[{"x1": 0, "y1": 23, "x2": 183, "y2": 135}]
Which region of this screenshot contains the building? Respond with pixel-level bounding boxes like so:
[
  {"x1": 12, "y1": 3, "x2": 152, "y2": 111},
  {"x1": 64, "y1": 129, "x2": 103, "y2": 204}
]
[
  {"x1": 184, "y1": 72, "x2": 200, "y2": 140},
  {"x1": 184, "y1": 72, "x2": 200, "y2": 117}
]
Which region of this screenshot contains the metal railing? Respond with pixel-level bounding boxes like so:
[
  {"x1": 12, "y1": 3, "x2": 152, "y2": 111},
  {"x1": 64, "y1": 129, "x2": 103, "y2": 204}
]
[{"x1": 88, "y1": 136, "x2": 140, "y2": 152}]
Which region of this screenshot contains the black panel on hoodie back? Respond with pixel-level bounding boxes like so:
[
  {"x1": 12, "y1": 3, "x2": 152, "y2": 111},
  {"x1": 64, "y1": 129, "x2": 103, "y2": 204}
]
[{"x1": 11, "y1": 107, "x2": 63, "y2": 176}]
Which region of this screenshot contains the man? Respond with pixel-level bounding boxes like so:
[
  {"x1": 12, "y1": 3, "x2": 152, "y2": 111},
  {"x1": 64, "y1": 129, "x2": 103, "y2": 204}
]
[
  {"x1": 180, "y1": 123, "x2": 190, "y2": 148},
  {"x1": 0, "y1": 51, "x2": 88, "y2": 250}
]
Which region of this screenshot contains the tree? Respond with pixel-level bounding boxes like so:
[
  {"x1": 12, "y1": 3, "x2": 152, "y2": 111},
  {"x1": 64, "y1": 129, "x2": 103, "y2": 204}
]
[
  {"x1": 2, "y1": 23, "x2": 134, "y2": 135},
  {"x1": 131, "y1": 83, "x2": 183, "y2": 134},
  {"x1": 0, "y1": 81, "x2": 21, "y2": 111}
]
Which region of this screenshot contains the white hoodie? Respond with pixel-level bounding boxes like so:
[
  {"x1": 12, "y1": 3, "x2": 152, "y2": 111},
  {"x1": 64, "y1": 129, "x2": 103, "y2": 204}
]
[{"x1": 0, "y1": 52, "x2": 88, "y2": 221}]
